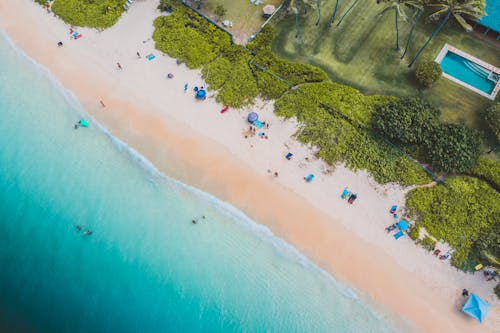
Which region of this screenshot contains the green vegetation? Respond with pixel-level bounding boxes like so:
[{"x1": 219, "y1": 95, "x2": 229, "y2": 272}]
[
  {"x1": 407, "y1": 177, "x2": 500, "y2": 269},
  {"x1": 153, "y1": 7, "x2": 230, "y2": 69},
  {"x1": 468, "y1": 156, "x2": 500, "y2": 191},
  {"x1": 418, "y1": 235, "x2": 437, "y2": 252},
  {"x1": 407, "y1": 0, "x2": 485, "y2": 67},
  {"x1": 415, "y1": 60, "x2": 442, "y2": 88},
  {"x1": 274, "y1": 82, "x2": 428, "y2": 185},
  {"x1": 495, "y1": 284, "x2": 500, "y2": 300},
  {"x1": 425, "y1": 124, "x2": 481, "y2": 173},
  {"x1": 50, "y1": 0, "x2": 127, "y2": 29},
  {"x1": 408, "y1": 224, "x2": 420, "y2": 240},
  {"x1": 201, "y1": 45, "x2": 259, "y2": 107},
  {"x1": 372, "y1": 97, "x2": 439, "y2": 146},
  {"x1": 481, "y1": 103, "x2": 500, "y2": 142},
  {"x1": 271, "y1": 0, "x2": 498, "y2": 130},
  {"x1": 248, "y1": 26, "x2": 329, "y2": 99}
]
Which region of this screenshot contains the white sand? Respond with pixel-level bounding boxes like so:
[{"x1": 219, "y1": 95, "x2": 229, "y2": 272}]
[{"x1": 1, "y1": 1, "x2": 498, "y2": 332}]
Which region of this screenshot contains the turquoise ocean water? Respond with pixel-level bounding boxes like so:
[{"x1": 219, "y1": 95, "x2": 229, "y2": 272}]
[{"x1": 0, "y1": 31, "x2": 400, "y2": 333}]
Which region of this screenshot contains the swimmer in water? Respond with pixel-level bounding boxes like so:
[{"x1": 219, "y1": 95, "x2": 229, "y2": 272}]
[
  {"x1": 76, "y1": 225, "x2": 82, "y2": 231},
  {"x1": 192, "y1": 219, "x2": 197, "y2": 224},
  {"x1": 83, "y1": 230, "x2": 92, "y2": 236}
]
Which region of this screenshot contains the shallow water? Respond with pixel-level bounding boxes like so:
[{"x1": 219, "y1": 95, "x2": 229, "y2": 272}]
[{"x1": 0, "y1": 31, "x2": 399, "y2": 333}]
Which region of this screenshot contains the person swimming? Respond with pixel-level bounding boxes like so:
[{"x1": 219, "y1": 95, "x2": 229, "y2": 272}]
[
  {"x1": 192, "y1": 219, "x2": 197, "y2": 224},
  {"x1": 76, "y1": 225, "x2": 82, "y2": 231},
  {"x1": 83, "y1": 230, "x2": 92, "y2": 236}
]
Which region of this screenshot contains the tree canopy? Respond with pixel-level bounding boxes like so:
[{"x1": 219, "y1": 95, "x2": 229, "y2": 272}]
[
  {"x1": 482, "y1": 103, "x2": 500, "y2": 141},
  {"x1": 372, "y1": 97, "x2": 440, "y2": 146},
  {"x1": 425, "y1": 124, "x2": 481, "y2": 173}
]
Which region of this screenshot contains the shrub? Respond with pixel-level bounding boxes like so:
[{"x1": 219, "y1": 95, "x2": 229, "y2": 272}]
[
  {"x1": 425, "y1": 124, "x2": 481, "y2": 173},
  {"x1": 406, "y1": 176, "x2": 500, "y2": 269},
  {"x1": 372, "y1": 97, "x2": 440, "y2": 146},
  {"x1": 467, "y1": 156, "x2": 500, "y2": 190},
  {"x1": 408, "y1": 224, "x2": 420, "y2": 240},
  {"x1": 275, "y1": 82, "x2": 429, "y2": 185},
  {"x1": 495, "y1": 284, "x2": 500, "y2": 300},
  {"x1": 481, "y1": 103, "x2": 500, "y2": 141},
  {"x1": 202, "y1": 45, "x2": 259, "y2": 107},
  {"x1": 153, "y1": 9, "x2": 230, "y2": 69},
  {"x1": 158, "y1": 0, "x2": 176, "y2": 12},
  {"x1": 415, "y1": 60, "x2": 442, "y2": 88},
  {"x1": 418, "y1": 235, "x2": 437, "y2": 251},
  {"x1": 51, "y1": 0, "x2": 126, "y2": 29},
  {"x1": 248, "y1": 26, "x2": 328, "y2": 100}
]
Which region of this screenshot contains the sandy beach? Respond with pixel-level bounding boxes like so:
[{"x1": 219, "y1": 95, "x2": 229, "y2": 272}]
[{"x1": 0, "y1": 0, "x2": 498, "y2": 331}]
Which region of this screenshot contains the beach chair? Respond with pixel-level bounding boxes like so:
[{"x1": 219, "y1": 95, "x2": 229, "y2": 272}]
[
  {"x1": 340, "y1": 187, "x2": 349, "y2": 199},
  {"x1": 305, "y1": 174, "x2": 315, "y2": 182},
  {"x1": 385, "y1": 223, "x2": 397, "y2": 232},
  {"x1": 390, "y1": 205, "x2": 397, "y2": 214},
  {"x1": 393, "y1": 231, "x2": 404, "y2": 240},
  {"x1": 253, "y1": 120, "x2": 263, "y2": 128},
  {"x1": 285, "y1": 152, "x2": 293, "y2": 160},
  {"x1": 146, "y1": 54, "x2": 156, "y2": 61}
]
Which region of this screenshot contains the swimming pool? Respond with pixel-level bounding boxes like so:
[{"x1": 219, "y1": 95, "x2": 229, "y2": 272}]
[{"x1": 435, "y1": 44, "x2": 500, "y2": 100}]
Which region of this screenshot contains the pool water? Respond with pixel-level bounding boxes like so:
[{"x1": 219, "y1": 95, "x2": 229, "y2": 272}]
[{"x1": 439, "y1": 51, "x2": 498, "y2": 94}]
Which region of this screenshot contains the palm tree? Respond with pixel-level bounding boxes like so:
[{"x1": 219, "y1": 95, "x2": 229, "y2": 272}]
[
  {"x1": 328, "y1": 0, "x2": 340, "y2": 27},
  {"x1": 316, "y1": 0, "x2": 321, "y2": 26},
  {"x1": 377, "y1": 0, "x2": 423, "y2": 51},
  {"x1": 408, "y1": 0, "x2": 485, "y2": 67},
  {"x1": 336, "y1": 0, "x2": 361, "y2": 27},
  {"x1": 401, "y1": 6, "x2": 424, "y2": 59}
]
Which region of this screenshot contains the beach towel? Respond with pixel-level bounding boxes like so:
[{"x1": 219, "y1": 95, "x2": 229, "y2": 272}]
[
  {"x1": 78, "y1": 119, "x2": 89, "y2": 127},
  {"x1": 341, "y1": 188, "x2": 349, "y2": 199},
  {"x1": 184, "y1": 83, "x2": 188, "y2": 93},
  {"x1": 146, "y1": 54, "x2": 156, "y2": 61},
  {"x1": 253, "y1": 120, "x2": 263, "y2": 128},
  {"x1": 305, "y1": 174, "x2": 315, "y2": 182},
  {"x1": 394, "y1": 231, "x2": 404, "y2": 240},
  {"x1": 285, "y1": 152, "x2": 293, "y2": 160}
]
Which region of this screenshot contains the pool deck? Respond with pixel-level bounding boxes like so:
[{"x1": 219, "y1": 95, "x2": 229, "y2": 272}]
[{"x1": 435, "y1": 44, "x2": 500, "y2": 100}]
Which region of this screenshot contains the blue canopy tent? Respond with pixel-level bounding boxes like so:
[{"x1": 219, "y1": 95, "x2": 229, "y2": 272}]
[
  {"x1": 247, "y1": 112, "x2": 258, "y2": 123},
  {"x1": 462, "y1": 293, "x2": 491, "y2": 323},
  {"x1": 397, "y1": 219, "x2": 408, "y2": 231},
  {"x1": 195, "y1": 89, "x2": 206, "y2": 100}
]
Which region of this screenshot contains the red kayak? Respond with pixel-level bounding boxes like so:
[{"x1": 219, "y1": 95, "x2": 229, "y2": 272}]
[{"x1": 220, "y1": 106, "x2": 229, "y2": 114}]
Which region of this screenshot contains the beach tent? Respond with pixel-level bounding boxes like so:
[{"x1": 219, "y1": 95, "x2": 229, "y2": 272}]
[
  {"x1": 462, "y1": 293, "x2": 491, "y2": 323},
  {"x1": 397, "y1": 219, "x2": 408, "y2": 231},
  {"x1": 196, "y1": 89, "x2": 206, "y2": 100},
  {"x1": 248, "y1": 112, "x2": 258, "y2": 123}
]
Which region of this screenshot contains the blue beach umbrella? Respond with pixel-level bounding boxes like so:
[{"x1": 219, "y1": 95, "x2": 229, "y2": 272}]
[
  {"x1": 462, "y1": 293, "x2": 491, "y2": 323},
  {"x1": 195, "y1": 89, "x2": 206, "y2": 100},
  {"x1": 397, "y1": 219, "x2": 408, "y2": 231},
  {"x1": 247, "y1": 112, "x2": 258, "y2": 123}
]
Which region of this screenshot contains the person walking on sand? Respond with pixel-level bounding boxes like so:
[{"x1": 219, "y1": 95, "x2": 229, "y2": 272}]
[
  {"x1": 100, "y1": 100, "x2": 106, "y2": 108},
  {"x1": 117, "y1": 62, "x2": 122, "y2": 70},
  {"x1": 136, "y1": 51, "x2": 141, "y2": 58}
]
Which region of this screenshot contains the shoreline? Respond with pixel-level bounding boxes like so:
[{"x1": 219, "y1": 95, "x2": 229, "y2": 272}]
[{"x1": 1, "y1": 1, "x2": 498, "y2": 332}]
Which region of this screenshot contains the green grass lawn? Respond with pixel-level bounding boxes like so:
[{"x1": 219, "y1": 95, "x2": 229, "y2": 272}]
[
  {"x1": 190, "y1": 0, "x2": 282, "y2": 43},
  {"x1": 271, "y1": 0, "x2": 499, "y2": 129}
]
